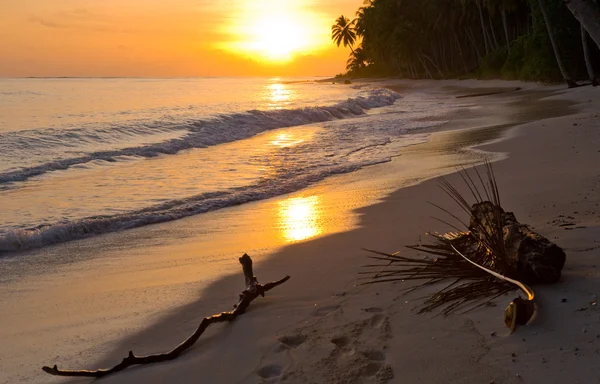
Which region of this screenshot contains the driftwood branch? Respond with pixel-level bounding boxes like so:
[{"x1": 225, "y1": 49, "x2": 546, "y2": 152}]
[{"x1": 42, "y1": 253, "x2": 290, "y2": 378}]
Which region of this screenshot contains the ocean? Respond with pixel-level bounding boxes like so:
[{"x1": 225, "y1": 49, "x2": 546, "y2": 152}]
[{"x1": 0, "y1": 77, "x2": 457, "y2": 253}]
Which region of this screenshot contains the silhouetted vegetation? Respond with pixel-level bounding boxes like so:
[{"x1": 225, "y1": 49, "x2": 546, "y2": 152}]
[{"x1": 332, "y1": 0, "x2": 600, "y2": 84}]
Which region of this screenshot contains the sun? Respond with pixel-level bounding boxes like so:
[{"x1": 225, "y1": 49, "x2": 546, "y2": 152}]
[
  {"x1": 219, "y1": 1, "x2": 330, "y2": 63},
  {"x1": 249, "y1": 14, "x2": 310, "y2": 61}
]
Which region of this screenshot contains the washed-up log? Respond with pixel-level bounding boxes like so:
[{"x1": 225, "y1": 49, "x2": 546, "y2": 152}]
[
  {"x1": 42, "y1": 253, "x2": 290, "y2": 378},
  {"x1": 464, "y1": 201, "x2": 566, "y2": 284},
  {"x1": 361, "y1": 162, "x2": 566, "y2": 331},
  {"x1": 454, "y1": 87, "x2": 521, "y2": 98}
]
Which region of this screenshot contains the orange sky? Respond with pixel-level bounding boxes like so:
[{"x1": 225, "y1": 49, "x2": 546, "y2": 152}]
[{"x1": 0, "y1": 0, "x2": 361, "y2": 77}]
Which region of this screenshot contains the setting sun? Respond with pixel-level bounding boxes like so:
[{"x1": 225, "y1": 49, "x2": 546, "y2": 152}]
[
  {"x1": 220, "y1": 0, "x2": 331, "y2": 63},
  {"x1": 247, "y1": 14, "x2": 310, "y2": 60}
]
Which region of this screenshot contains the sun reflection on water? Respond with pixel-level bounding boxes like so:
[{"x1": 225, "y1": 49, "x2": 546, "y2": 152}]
[
  {"x1": 268, "y1": 83, "x2": 291, "y2": 105},
  {"x1": 277, "y1": 196, "x2": 322, "y2": 242},
  {"x1": 270, "y1": 132, "x2": 304, "y2": 148}
]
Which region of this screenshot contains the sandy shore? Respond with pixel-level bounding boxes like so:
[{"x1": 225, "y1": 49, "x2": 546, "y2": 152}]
[{"x1": 1, "y1": 80, "x2": 598, "y2": 384}]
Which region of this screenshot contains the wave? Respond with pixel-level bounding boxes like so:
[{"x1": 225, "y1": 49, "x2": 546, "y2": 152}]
[
  {"x1": 0, "y1": 88, "x2": 400, "y2": 184},
  {"x1": 0, "y1": 159, "x2": 390, "y2": 253}
]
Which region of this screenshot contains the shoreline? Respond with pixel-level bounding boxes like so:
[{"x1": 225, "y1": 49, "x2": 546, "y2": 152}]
[{"x1": 1, "y1": 80, "x2": 596, "y2": 383}]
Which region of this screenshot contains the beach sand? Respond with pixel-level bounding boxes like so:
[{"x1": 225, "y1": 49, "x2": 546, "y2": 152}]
[{"x1": 1, "y1": 80, "x2": 599, "y2": 384}]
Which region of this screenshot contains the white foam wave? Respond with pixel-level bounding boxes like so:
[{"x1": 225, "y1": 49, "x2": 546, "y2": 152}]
[
  {"x1": 0, "y1": 88, "x2": 400, "y2": 184},
  {"x1": 0, "y1": 160, "x2": 387, "y2": 253}
]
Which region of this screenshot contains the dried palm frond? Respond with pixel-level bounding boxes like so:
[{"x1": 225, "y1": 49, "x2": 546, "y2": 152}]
[{"x1": 361, "y1": 161, "x2": 538, "y2": 330}]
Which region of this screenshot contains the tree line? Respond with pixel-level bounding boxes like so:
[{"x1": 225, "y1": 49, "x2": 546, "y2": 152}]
[{"x1": 331, "y1": 0, "x2": 600, "y2": 86}]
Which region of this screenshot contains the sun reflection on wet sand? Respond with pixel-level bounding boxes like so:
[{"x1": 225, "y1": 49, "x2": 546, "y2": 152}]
[
  {"x1": 270, "y1": 132, "x2": 304, "y2": 148},
  {"x1": 277, "y1": 196, "x2": 322, "y2": 242}
]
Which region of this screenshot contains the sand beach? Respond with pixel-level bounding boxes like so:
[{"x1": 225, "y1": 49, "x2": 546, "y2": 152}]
[{"x1": 1, "y1": 80, "x2": 599, "y2": 384}]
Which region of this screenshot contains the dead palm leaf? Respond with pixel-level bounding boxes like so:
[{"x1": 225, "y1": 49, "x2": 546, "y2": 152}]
[{"x1": 361, "y1": 161, "x2": 545, "y2": 332}]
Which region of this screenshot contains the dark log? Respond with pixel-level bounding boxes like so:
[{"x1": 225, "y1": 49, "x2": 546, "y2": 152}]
[
  {"x1": 362, "y1": 163, "x2": 561, "y2": 331},
  {"x1": 455, "y1": 87, "x2": 521, "y2": 98},
  {"x1": 42, "y1": 253, "x2": 290, "y2": 378},
  {"x1": 468, "y1": 201, "x2": 566, "y2": 284}
]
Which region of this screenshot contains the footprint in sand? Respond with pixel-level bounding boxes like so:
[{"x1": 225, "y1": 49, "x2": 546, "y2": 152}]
[
  {"x1": 256, "y1": 364, "x2": 282, "y2": 381},
  {"x1": 360, "y1": 349, "x2": 393, "y2": 381},
  {"x1": 261, "y1": 309, "x2": 394, "y2": 383},
  {"x1": 277, "y1": 334, "x2": 307, "y2": 349},
  {"x1": 364, "y1": 361, "x2": 385, "y2": 376},
  {"x1": 369, "y1": 313, "x2": 386, "y2": 328},
  {"x1": 364, "y1": 349, "x2": 386, "y2": 361},
  {"x1": 330, "y1": 335, "x2": 349, "y2": 347}
]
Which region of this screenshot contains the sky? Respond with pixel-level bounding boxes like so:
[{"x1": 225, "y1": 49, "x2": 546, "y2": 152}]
[{"x1": 0, "y1": 0, "x2": 361, "y2": 77}]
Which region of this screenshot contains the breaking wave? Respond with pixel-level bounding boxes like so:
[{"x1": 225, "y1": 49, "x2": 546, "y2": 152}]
[
  {"x1": 0, "y1": 159, "x2": 391, "y2": 252},
  {"x1": 0, "y1": 88, "x2": 400, "y2": 184}
]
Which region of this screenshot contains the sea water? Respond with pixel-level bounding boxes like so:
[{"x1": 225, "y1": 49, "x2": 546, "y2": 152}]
[{"x1": 0, "y1": 77, "x2": 458, "y2": 252}]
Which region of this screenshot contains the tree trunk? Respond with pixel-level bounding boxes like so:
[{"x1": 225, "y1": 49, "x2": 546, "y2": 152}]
[
  {"x1": 456, "y1": 34, "x2": 470, "y2": 73},
  {"x1": 423, "y1": 53, "x2": 444, "y2": 78},
  {"x1": 502, "y1": 7, "x2": 511, "y2": 52},
  {"x1": 564, "y1": 0, "x2": 600, "y2": 49},
  {"x1": 465, "y1": 27, "x2": 483, "y2": 61},
  {"x1": 581, "y1": 23, "x2": 599, "y2": 85},
  {"x1": 394, "y1": 57, "x2": 404, "y2": 77},
  {"x1": 488, "y1": 10, "x2": 500, "y2": 49},
  {"x1": 439, "y1": 42, "x2": 449, "y2": 73},
  {"x1": 477, "y1": 0, "x2": 490, "y2": 55},
  {"x1": 537, "y1": 0, "x2": 578, "y2": 87},
  {"x1": 418, "y1": 54, "x2": 434, "y2": 79}
]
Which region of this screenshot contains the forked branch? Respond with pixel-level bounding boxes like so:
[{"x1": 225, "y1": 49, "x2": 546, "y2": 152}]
[{"x1": 42, "y1": 253, "x2": 290, "y2": 378}]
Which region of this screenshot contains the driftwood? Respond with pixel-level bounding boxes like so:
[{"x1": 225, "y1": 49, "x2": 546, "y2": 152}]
[
  {"x1": 362, "y1": 162, "x2": 565, "y2": 331},
  {"x1": 464, "y1": 201, "x2": 566, "y2": 284},
  {"x1": 454, "y1": 87, "x2": 521, "y2": 98},
  {"x1": 42, "y1": 253, "x2": 290, "y2": 378}
]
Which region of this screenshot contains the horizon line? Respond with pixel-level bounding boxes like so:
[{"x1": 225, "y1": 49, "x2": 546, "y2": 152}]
[{"x1": 1, "y1": 75, "x2": 335, "y2": 79}]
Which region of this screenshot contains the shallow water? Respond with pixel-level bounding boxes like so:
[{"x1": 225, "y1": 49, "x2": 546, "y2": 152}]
[{"x1": 0, "y1": 78, "x2": 464, "y2": 252}]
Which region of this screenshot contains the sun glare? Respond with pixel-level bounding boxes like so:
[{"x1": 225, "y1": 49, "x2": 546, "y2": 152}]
[
  {"x1": 220, "y1": 1, "x2": 330, "y2": 63},
  {"x1": 251, "y1": 15, "x2": 310, "y2": 60},
  {"x1": 278, "y1": 196, "x2": 322, "y2": 241}
]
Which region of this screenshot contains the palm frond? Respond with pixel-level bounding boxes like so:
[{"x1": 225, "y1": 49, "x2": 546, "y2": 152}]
[{"x1": 361, "y1": 161, "x2": 527, "y2": 316}]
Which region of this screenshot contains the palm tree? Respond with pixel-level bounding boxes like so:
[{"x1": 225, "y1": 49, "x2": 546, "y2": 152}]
[
  {"x1": 537, "y1": 0, "x2": 577, "y2": 87},
  {"x1": 495, "y1": 0, "x2": 518, "y2": 52},
  {"x1": 563, "y1": 0, "x2": 600, "y2": 50},
  {"x1": 331, "y1": 15, "x2": 357, "y2": 54},
  {"x1": 354, "y1": 7, "x2": 368, "y2": 37},
  {"x1": 500, "y1": 1, "x2": 511, "y2": 52},
  {"x1": 581, "y1": 23, "x2": 599, "y2": 86},
  {"x1": 334, "y1": 0, "x2": 597, "y2": 82},
  {"x1": 346, "y1": 47, "x2": 368, "y2": 71},
  {"x1": 476, "y1": 0, "x2": 491, "y2": 55}
]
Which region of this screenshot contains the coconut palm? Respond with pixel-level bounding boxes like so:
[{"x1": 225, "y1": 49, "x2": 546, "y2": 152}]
[
  {"x1": 536, "y1": 0, "x2": 577, "y2": 87},
  {"x1": 346, "y1": 47, "x2": 368, "y2": 71},
  {"x1": 581, "y1": 23, "x2": 599, "y2": 86},
  {"x1": 331, "y1": 15, "x2": 357, "y2": 54},
  {"x1": 563, "y1": 0, "x2": 600, "y2": 49},
  {"x1": 332, "y1": 0, "x2": 598, "y2": 84}
]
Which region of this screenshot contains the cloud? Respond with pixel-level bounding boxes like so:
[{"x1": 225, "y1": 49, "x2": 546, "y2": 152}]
[
  {"x1": 29, "y1": 16, "x2": 65, "y2": 29},
  {"x1": 28, "y1": 8, "x2": 122, "y2": 33},
  {"x1": 26, "y1": 5, "x2": 214, "y2": 36}
]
